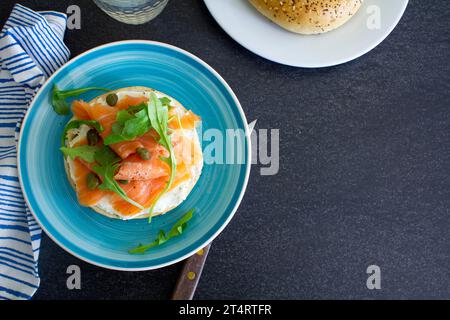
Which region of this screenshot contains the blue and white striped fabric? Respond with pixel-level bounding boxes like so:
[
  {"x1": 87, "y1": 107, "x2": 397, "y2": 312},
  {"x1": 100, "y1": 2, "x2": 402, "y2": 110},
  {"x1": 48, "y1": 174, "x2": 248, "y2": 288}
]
[{"x1": 0, "y1": 3, "x2": 69, "y2": 300}]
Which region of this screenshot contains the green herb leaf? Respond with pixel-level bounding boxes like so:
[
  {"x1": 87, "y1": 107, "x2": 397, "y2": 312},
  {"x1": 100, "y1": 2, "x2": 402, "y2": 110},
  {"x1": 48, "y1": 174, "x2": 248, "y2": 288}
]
[
  {"x1": 127, "y1": 102, "x2": 147, "y2": 114},
  {"x1": 56, "y1": 86, "x2": 110, "y2": 99},
  {"x1": 52, "y1": 85, "x2": 109, "y2": 116},
  {"x1": 159, "y1": 97, "x2": 171, "y2": 107},
  {"x1": 122, "y1": 115, "x2": 149, "y2": 138},
  {"x1": 111, "y1": 122, "x2": 124, "y2": 135},
  {"x1": 60, "y1": 145, "x2": 99, "y2": 163},
  {"x1": 61, "y1": 120, "x2": 104, "y2": 147},
  {"x1": 156, "y1": 230, "x2": 168, "y2": 246},
  {"x1": 94, "y1": 145, "x2": 121, "y2": 166},
  {"x1": 128, "y1": 209, "x2": 194, "y2": 254},
  {"x1": 146, "y1": 93, "x2": 177, "y2": 219},
  {"x1": 92, "y1": 146, "x2": 144, "y2": 210},
  {"x1": 167, "y1": 209, "x2": 194, "y2": 238},
  {"x1": 103, "y1": 134, "x2": 128, "y2": 145},
  {"x1": 103, "y1": 106, "x2": 150, "y2": 145},
  {"x1": 115, "y1": 110, "x2": 134, "y2": 124},
  {"x1": 52, "y1": 90, "x2": 69, "y2": 115}
]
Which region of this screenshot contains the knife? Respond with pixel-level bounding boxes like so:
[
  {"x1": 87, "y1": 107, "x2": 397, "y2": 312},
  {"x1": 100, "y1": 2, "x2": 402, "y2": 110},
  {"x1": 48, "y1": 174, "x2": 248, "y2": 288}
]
[{"x1": 171, "y1": 243, "x2": 211, "y2": 300}]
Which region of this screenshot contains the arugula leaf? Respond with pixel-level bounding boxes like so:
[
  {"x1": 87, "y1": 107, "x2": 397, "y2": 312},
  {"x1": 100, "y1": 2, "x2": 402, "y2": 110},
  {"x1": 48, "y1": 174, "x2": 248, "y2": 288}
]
[
  {"x1": 128, "y1": 209, "x2": 194, "y2": 254},
  {"x1": 127, "y1": 102, "x2": 147, "y2": 114},
  {"x1": 103, "y1": 133, "x2": 129, "y2": 145},
  {"x1": 103, "y1": 107, "x2": 150, "y2": 145},
  {"x1": 130, "y1": 98, "x2": 170, "y2": 111},
  {"x1": 122, "y1": 113, "x2": 149, "y2": 138},
  {"x1": 60, "y1": 145, "x2": 99, "y2": 163},
  {"x1": 94, "y1": 145, "x2": 120, "y2": 166},
  {"x1": 111, "y1": 122, "x2": 124, "y2": 134},
  {"x1": 159, "y1": 97, "x2": 171, "y2": 107},
  {"x1": 167, "y1": 209, "x2": 194, "y2": 238},
  {"x1": 52, "y1": 94, "x2": 70, "y2": 116},
  {"x1": 116, "y1": 110, "x2": 134, "y2": 124},
  {"x1": 146, "y1": 93, "x2": 177, "y2": 218},
  {"x1": 92, "y1": 146, "x2": 144, "y2": 210},
  {"x1": 52, "y1": 85, "x2": 109, "y2": 115},
  {"x1": 61, "y1": 120, "x2": 104, "y2": 147},
  {"x1": 92, "y1": 163, "x2": 144, "y2": 209}
]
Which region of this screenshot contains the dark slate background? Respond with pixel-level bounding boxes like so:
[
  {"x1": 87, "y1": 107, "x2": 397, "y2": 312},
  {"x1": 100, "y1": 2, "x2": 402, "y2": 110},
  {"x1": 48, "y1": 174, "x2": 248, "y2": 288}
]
[{"x1": 1, "y1": 0, "x2": 449, "y2": 299}]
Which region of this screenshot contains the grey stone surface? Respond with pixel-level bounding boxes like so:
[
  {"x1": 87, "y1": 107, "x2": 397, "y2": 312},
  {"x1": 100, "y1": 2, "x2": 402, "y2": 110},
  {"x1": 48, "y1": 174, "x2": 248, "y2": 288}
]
[{"x1": 1, "y1": 0, "x2": 449, "y2": 299}]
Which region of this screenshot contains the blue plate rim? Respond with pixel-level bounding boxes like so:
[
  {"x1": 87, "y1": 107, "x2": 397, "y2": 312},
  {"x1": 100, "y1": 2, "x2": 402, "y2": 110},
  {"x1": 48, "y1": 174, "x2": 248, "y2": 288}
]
[{"x1": 17, "y1": 40, "x2": 251, "y2": 271}]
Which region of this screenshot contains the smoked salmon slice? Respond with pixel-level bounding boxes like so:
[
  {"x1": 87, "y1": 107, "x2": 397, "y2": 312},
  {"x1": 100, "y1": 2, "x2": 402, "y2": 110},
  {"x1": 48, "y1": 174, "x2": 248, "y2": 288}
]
[
  {"x1": 73, "y1": 96, "x2": 149, "y2": 159},
  {"x1": 72, "y1": 159, "x2": 109, "y2": 206},
  {"x1": 110, "y1": 178, "x2": 166, "y2": 216},
  {"x1": 114, "y1": 154, "x2": 169, "y2": 181},
  {"x1": 169, "y1": 110, "x2": 200, "y2": 130},
  {"x1": 114, "y1": 133, "x2": 170, "y2": 181},
  {"x1": 114, "y1": 132, "x2": 201, "y2": 182},
  {"x1": 71, "y1": 100, "x2": 91, "y2": 120}
]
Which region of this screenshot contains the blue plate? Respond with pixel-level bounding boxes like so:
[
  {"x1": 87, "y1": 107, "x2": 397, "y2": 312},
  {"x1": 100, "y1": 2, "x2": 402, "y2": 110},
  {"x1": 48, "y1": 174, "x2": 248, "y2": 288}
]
[{"x1": 18, "y1": 41, "x2": 251, "y2": 270}]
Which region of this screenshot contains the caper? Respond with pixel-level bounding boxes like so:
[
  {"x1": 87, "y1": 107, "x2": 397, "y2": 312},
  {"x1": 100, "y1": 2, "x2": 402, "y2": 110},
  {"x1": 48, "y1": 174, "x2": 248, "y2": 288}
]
[
  {"x1": 118, "y1": 179, "x2": 129, "y2": 185},
  {"x1": 87, "y1": 129, "x2": 99, "y2": 146},
  {"x1": 86, "y1": 173, "x2": 100, "y2": 190},
  {"x1": 106, "y1": 93, "x2": 118, "y2": 106},
  {"x1": 136, "y1": 147, "x2": 151, "y2": 160}
]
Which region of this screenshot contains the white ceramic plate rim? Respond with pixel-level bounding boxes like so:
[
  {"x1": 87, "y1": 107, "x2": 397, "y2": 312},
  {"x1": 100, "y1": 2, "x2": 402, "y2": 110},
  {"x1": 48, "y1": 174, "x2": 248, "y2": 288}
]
[
  {"x1": 17, "y1": 40, "x2": 252, "y2": 271},
  {"x1": 204, "y1": 0, "x2": 409, "y2": 68}
]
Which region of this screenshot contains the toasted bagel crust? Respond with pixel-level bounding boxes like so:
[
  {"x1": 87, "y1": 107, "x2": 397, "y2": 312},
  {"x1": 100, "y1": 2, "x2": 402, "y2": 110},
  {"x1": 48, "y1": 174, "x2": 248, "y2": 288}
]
[{"x1": 249, "y1": 0, "x2": 363, "y2": 34}]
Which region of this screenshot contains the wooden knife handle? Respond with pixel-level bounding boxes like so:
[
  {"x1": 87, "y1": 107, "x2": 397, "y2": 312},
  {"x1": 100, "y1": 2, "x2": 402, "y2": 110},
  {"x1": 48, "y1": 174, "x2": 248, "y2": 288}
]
[{"x1": 171, "y1": 243, "x2": 211, "y2": 300}]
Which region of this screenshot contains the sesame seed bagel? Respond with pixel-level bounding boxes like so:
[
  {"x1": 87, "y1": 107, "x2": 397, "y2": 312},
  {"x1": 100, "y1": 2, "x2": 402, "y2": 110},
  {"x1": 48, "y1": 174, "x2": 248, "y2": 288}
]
[
  {"x1": 63, "y1": 86, "x2": 203, "y2": 220},
  {"x1": 249, "y1": 0, "x2": 363, "y2": 34}
]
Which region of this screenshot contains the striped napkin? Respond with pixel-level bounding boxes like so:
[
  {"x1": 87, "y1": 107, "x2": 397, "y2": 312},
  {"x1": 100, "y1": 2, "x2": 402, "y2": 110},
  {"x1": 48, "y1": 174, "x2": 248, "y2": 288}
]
[{"x1": 0, "y1": 3, "x2": 69, "y2": 300}]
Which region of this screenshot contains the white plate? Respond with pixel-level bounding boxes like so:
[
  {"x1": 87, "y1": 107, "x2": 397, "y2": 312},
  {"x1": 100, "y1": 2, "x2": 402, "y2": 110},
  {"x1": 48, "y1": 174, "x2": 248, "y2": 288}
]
[{"x1": 204, "y1": 0, "x2": 409, "y2": 68}]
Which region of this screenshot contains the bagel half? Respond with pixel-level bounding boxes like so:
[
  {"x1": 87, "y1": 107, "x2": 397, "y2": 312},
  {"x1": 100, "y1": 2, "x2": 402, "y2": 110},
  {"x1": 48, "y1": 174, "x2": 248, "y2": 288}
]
[
  {"x1": 63, "y1": 86, "x2": 203, "y2": 220},
  {"x1": 248, "y1": 0, "x2": 363, "y2": 34}
]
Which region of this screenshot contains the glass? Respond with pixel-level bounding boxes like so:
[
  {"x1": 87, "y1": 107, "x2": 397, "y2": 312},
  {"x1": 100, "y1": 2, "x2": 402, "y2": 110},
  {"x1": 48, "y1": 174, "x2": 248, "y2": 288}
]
[{"x1": 93, "y1": 0, "x2": 169, "y2": 25}]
